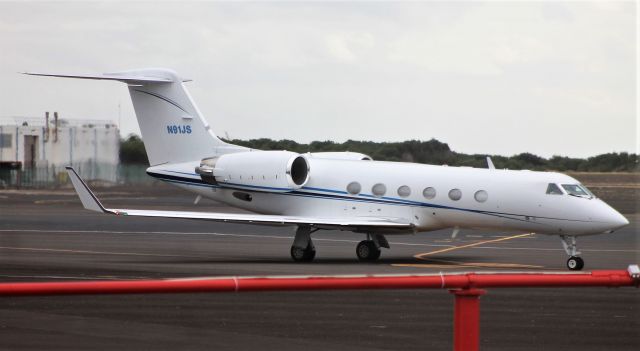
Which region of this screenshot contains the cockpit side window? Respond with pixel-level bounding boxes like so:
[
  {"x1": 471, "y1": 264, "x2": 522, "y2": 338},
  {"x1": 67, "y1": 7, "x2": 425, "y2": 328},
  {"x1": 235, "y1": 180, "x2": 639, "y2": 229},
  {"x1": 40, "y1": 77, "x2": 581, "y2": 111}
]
[
  {"x1": 581, "y1": 184, "x2": 595, "y2": 198},
  {"x1": 562, "y1": 184, "x2": 592, "y2": 198},
  {"x1": 546, "y1": 183, "x2": 563, "y2": 195}
]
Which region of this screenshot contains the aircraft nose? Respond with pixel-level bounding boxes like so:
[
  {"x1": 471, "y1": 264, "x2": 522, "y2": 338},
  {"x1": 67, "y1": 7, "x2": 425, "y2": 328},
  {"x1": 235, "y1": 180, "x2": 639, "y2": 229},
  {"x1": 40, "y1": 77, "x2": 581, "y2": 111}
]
[{"x1": 607, "y1": 208, "x2": 629, "y2": 232}]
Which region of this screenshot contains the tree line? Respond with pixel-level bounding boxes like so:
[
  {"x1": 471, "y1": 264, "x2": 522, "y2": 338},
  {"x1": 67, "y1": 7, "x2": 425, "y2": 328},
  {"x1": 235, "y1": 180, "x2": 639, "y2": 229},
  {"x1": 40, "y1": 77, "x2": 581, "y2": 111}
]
[{"x1": 119, "y1": 135, "x2": 638, "y2": 172}]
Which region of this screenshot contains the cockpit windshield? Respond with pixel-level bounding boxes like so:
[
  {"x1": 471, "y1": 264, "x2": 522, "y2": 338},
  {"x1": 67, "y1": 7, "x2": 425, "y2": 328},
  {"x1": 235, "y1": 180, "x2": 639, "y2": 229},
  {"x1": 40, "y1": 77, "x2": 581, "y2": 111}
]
[
  {"x1": 546, "y1": 183, "x2": 563, "y2": 195},
  {"x1": 562, "y1": 184, "x2": 593, "y2": 198}
]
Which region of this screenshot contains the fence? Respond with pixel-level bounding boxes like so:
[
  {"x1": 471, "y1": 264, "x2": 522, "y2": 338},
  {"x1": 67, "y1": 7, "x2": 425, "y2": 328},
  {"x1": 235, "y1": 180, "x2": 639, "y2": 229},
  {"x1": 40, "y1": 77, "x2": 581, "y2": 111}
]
[
  {"x1": 1, "y1": 266, "x2": 638, "y2": 351},
  {"x1": 0, "y1": 162, "x2": 151, "y2": 188}
]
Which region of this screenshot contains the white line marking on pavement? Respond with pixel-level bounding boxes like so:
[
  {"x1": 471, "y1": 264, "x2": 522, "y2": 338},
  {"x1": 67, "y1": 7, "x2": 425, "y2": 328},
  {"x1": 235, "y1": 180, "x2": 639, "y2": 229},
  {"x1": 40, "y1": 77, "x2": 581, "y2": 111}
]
[
  {"x1": 0, "y1": 229, "x2": 454, "y2": 248},
  {"x1": 0, "y1": 274, "x2": 151, "y2": 280},
  {"x1": 0, "y1": 246, "x2": 205, "y2": 258},
  {"x1": 1, "y1": 229, "x2": 637, "y2": 253}
]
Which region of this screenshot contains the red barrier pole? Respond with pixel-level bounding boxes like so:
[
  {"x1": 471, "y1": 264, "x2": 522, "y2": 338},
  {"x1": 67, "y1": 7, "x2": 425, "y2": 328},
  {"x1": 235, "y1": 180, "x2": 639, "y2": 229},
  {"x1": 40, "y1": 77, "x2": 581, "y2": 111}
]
[
  {"x1": 0, "y1": 268, "x2": 637, "y2": 351},
  {"x1": 450, "y1": 289, "x2": 486, "y2": 351},
  {"x1": 0, "y1": 268, "x2": 637, "y2": 297}
]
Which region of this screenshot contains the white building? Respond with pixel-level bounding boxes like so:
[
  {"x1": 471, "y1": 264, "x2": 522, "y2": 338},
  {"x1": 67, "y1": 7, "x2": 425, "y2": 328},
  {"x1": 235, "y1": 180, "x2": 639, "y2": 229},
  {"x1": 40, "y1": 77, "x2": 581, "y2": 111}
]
[{"x1": 0, "y1": 114, "x2": 120, "y2": 183}]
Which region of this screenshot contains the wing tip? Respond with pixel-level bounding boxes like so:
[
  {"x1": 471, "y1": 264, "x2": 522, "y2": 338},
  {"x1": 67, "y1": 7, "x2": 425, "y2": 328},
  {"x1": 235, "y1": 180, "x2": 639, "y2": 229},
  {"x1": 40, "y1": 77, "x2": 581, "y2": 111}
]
[{"x1": 65, "y1": 166, "x2": 108, "y2": 213}]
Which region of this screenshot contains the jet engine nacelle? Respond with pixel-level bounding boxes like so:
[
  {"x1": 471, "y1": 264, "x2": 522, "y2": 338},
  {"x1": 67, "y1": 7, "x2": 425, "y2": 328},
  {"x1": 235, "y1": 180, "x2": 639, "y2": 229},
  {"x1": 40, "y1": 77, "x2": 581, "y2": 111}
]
[{"x1": 196, "y1": 151, "x2": 310, "y2": 191}]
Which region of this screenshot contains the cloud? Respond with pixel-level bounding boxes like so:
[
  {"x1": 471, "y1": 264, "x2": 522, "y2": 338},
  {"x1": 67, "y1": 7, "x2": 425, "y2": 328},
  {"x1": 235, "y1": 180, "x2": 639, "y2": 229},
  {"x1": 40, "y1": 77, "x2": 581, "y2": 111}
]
[
  {"x1": 0, "y1": 1, "x2": 635, "y2": 158},
  {"x1": 324, "y1": 31, "x2": 376, "y2": 63}
]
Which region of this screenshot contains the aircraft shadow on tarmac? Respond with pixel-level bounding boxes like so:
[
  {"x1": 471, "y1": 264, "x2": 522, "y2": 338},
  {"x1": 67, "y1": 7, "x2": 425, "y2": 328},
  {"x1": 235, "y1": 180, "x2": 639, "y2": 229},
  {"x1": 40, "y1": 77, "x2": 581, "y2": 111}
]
[{"x1": 117, "y1": 255, "x2": 497, "y2": 267}]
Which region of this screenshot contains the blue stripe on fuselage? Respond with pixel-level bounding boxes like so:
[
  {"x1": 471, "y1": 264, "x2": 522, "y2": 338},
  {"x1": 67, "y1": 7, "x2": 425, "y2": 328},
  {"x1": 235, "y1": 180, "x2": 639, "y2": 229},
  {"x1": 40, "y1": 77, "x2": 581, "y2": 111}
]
[{"x1": 146, "y1": 171, "x2": 588, "y2": 224}]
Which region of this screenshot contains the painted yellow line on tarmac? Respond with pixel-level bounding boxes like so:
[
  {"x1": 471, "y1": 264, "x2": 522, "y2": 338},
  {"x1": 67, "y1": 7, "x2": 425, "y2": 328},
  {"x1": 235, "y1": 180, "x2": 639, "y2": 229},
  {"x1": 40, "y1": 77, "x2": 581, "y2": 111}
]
[
  {"x1": 392, "y1": 261, "x2": 543, "y2": 269},
  {"x1": 393, "y1": 258, "x2": 543, "y2": 270},
  {"x1": 391, "y1": 264, "x2": 460, "y2": 269},
  {"x1": 390, "y1": 233, "x2": 539, "y2": 270},
  {"x1": 414, "y1": 232, "x2": 534, "y2": 259}
]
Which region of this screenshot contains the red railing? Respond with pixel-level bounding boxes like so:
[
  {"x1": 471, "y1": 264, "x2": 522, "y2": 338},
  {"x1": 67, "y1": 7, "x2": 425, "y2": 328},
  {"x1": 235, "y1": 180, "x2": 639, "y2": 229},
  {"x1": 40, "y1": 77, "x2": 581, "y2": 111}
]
[{"x1": 2, "y1": 266, "x2": 638, "y2": 351}]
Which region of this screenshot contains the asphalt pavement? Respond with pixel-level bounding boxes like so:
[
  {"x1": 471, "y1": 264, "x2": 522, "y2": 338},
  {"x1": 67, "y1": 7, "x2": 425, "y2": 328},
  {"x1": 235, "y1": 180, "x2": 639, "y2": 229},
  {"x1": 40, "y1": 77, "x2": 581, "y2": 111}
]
[{"x1": 0, "y1": 185, "x2": 638, "y2": 350}]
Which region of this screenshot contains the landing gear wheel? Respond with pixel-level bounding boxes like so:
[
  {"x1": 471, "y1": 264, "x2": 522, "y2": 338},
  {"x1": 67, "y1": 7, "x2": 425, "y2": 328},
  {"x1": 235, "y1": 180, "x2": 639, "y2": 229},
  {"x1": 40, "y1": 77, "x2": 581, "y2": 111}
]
[
  {"x1": 356, "y1": 240, "x2": 381, "y2": 261},
  {"x1": 567, "y1": 256, "x2": 584, "y2": 271},
  {"x1": 290, "y1": 244, "x2": 316, "y2": 262}
]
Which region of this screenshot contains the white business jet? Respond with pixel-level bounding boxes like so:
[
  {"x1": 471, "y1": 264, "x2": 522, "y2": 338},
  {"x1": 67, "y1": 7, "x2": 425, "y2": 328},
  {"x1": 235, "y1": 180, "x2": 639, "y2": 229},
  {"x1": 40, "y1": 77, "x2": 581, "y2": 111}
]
[{"x1": 24, "y1": 68, "x2": 629, "y2": 270}]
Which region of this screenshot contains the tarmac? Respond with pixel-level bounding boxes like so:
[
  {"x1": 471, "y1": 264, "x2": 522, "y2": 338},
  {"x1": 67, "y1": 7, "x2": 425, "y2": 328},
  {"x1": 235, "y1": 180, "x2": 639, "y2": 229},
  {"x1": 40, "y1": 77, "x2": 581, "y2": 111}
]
[{"x1": 0, "y1": 184, "x2": 638, "y2": 350}]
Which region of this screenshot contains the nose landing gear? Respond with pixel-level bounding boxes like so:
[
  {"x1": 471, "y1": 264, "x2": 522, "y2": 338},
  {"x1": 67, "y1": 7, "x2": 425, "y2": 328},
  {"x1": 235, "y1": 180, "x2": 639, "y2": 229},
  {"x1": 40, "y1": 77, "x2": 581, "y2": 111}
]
[
  {"x1": 566, "y1": 256, "x2": 584, "y2": 270},
  {"x1": 560, "y1": 235, "x2": 584, "y2": 270}
]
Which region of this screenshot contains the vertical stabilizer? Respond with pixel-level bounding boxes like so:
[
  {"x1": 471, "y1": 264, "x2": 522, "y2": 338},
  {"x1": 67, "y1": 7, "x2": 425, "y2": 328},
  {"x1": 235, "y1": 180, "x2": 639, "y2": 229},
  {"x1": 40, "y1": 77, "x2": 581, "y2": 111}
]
[
  {"x1": 122, "y1": 68, "x2": 243, "y2": 165},
  {"x1": 23, "y1": 68, "x2": 246, "y2": 166}
]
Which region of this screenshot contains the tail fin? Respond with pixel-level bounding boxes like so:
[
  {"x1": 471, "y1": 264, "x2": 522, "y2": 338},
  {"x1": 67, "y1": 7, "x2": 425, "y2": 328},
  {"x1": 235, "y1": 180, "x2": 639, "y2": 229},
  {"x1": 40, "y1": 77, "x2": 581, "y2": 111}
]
[{"x1": 23, "y1": 68, "x2": 245, "y2": 165}]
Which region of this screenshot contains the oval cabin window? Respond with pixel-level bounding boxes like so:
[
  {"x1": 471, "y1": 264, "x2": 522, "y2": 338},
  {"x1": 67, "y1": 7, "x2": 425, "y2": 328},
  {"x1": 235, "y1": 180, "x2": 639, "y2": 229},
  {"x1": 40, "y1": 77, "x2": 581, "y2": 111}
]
[
  {"x1": 448, "y1": 188, "x2": 462, "y2": 201},
  {"x1": 372, "y1": 183, "x2": 387, "y2": 197},
  {"x1": 474, "y1": 190, "x2": 488, "y2": 203},
  {"x1": 346, "y1": 181, "x2": 361, "y2": 195},
  {"x1": 397, "y1": 185, "x2": 411, "y2": 197},
  {"x1": 423, "y1": 187, "x2": 436, "y2": 199}
]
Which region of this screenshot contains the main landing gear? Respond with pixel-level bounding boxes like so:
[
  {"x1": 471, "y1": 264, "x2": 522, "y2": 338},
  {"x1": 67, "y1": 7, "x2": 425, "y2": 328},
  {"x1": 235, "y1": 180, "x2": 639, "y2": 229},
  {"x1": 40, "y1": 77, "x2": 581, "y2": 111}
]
[
  {"x1": 289, "y1": 227, "x2": 390, "y2": 263},
  {"x1": 356, "y1": 234, "x2": 390, "y2": 262},
  {"x1": 356, "y1": 240, "x2": 380, "y2": 261},
  {"x1": 560, "y1": 235, "x2": 584, "y2": 271},
  {"x1": 290, "y1": 242, "x2": 316, "y2": 262},
  {"x1": 290, "y1": 226, "x2": 316, "y2": 262}
]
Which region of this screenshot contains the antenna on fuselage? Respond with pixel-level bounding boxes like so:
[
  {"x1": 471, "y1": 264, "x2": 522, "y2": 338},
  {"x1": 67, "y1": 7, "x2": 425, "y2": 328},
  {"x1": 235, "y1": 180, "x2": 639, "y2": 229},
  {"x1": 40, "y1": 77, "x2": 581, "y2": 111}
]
[
  {"x1": 451, "y1": 226, "x2": 460, "y2": 241},
  {"x1": 486, "y1": 156, "x2": 496, "y2": 170}
]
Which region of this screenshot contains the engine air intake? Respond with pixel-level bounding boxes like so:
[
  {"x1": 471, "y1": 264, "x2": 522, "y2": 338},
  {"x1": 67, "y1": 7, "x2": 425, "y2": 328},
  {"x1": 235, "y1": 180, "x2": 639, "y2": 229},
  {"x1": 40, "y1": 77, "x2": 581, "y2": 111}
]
[{"x1": 289, "y1": 155, "x2": 309, "y2": 186}]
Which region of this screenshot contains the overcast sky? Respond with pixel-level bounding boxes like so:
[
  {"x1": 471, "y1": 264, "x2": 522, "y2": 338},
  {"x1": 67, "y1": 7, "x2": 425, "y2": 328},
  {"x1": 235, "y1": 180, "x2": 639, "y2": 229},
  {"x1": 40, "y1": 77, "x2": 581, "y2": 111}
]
[{"x1": 0, "y1": 1, "x2": 637, "y2": 158}]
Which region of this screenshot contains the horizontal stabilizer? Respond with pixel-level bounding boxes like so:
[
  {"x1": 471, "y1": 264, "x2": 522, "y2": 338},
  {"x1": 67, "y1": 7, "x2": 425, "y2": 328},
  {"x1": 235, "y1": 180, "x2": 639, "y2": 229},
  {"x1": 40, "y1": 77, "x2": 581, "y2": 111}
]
[
  {"x1": 22, "y1": 71, "x2": 175, "y2": 84},
  {"x1": 65, "y1": 167, "x2": 414, "y2": 231}
]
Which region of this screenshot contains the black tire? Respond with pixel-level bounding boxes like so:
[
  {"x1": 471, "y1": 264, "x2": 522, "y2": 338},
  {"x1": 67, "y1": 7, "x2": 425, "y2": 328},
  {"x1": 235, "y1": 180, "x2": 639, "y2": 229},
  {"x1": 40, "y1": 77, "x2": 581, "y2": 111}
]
[
  {"x1": 356, "y1": 240, "x2": 381, "y2": 261},
  {"x1": 567, "y1": 256, "x2": 584, "y2": 271},
  {"x1": 303, "y1": 247, "x2": 316, "y2": 261},
  {"x1": 290, "y1": 244, "x2": 315, "y2": 262},
  {"x1": 369, "y1": 246, "x2": 381, "y2": 260}
]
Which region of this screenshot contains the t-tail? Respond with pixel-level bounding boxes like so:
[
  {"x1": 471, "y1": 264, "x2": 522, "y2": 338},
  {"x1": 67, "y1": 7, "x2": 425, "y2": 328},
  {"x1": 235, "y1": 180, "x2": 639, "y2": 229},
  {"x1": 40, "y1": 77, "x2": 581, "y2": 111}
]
[{"x1": 22, "y1": 68, "x2": 246, "y2": 165}]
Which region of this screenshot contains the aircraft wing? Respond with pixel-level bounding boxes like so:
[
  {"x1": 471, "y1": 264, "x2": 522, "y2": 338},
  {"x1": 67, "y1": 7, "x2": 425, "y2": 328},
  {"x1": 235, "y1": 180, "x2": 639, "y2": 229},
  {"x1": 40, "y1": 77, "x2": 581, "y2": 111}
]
[{"x1": 65, "y1": 167, "x2": 414, "y2": 232}]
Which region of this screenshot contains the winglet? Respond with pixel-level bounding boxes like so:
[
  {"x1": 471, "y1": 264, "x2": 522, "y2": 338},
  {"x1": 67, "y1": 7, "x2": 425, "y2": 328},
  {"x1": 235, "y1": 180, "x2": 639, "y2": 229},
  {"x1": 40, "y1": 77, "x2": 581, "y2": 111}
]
[
  {"x1": 65, "y1": 167, "x2": 109, "y2": 213},
  {"x1": 486, "y1": 156, "x2": 496, "y2": 170}
]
